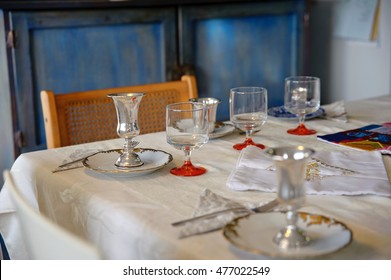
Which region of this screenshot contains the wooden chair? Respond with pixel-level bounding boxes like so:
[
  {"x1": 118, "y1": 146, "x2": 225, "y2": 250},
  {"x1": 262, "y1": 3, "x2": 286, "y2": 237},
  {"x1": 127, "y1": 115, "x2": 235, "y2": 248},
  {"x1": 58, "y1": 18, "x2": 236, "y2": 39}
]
[
  {"x1": 41, "y1": 75, "x2": 198, "y2": 148},
  {"x1": 2, "y1": 170, "x2": 102, "y2": 259}
]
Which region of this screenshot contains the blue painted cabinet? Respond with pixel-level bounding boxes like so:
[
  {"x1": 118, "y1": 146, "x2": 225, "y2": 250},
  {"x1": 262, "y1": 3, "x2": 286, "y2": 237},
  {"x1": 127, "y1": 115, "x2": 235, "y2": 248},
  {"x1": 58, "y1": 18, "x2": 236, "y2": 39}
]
[
  {"x1": 180, "y1": 0, "x2": 306, "y2": 121},
  {"x1": 9, "y1": 8, "x2": 177, "y2": 153},
  {"x1": 2, "y1": 0, "x2": 307, "y2": 156}
]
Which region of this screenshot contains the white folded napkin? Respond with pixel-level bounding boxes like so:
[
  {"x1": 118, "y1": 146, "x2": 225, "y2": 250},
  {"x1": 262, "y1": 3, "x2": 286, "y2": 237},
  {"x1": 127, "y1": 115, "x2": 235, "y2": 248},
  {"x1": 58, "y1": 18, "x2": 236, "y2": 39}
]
[
  {"x1": 178, "y1": 189, "x2": 262, "y2": 238},
  {"x1": 227, "y1": 146, "x2": 391, "y2": 197},
  {"x1": 322, "y1": 100, "x2": 348, "y2": 122}
]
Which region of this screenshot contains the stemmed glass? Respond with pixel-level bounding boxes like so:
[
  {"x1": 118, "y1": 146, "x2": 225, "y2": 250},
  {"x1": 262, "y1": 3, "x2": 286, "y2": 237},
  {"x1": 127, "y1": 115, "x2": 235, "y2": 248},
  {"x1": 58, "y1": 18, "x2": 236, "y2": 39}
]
[
  {"x1": 284, "y1": 76, "x2": 320, "y2": 135},
  {"x1": 108, "y1": 92, "x2": 144, "y2": 168},
  {"x1": 190, "y1": 97, "x2": 221, "y2": 134},
  {"x1": 166, "y1": 102, "x2": 209, "y2": 176},
  {"x1": 230, "y1": 87, "x2": 268, "y2": 150},
  {"x1": 265, "y1": 146, "x2": 315, "y2": 249}
]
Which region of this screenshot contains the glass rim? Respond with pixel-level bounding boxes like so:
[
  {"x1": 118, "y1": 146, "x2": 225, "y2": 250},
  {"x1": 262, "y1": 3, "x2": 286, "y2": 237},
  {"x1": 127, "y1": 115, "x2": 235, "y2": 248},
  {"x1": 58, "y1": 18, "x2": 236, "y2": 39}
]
[
  {"x1": 285, "y1": 76, "x2": 320, "y2": 82},
  {"x1": 264, "y1": 146, "x2": 315, "y2": 161},
  {"x1": 166, "y1": 101, "x2": 207, "y2": 112},
  {"x1": 189, "y1": 97, "x2": 221, "y2": 104},
  {"x1": 107, "y1": 92, "x2": 145, "y2": 98},
  {"x1": 230, "y1": 87, "x2": 267, "y2": 94}
]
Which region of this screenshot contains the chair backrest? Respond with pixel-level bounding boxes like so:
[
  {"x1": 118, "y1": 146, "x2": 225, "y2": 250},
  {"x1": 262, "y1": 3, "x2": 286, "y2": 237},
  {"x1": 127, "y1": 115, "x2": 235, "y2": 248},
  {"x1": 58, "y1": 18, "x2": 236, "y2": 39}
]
[
  {"x1": 2, "y1": 170, "x2": 101, "y2": 260},
  {"x1": 41, "y1": 75, "x2": 198, "y2": 148}
]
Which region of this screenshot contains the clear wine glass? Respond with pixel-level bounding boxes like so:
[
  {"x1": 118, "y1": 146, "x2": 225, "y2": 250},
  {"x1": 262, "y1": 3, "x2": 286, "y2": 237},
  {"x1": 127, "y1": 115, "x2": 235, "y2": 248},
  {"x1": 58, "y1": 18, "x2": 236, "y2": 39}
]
[
  {"x1": 264, "y1": 146, "x2": 315, "y2": 249},
  {"x1": 284, "y1": 76, "x2": 320, "y2": 135},
  {"x1": 108, "y1": 92, "x2": 144, "y2": 168},
  {"x1": 230, "y1": 87, "x2": 268, "y2": 150},
  {"x1": 166, "y1": 102, "x2": 209, "y2": 176}
]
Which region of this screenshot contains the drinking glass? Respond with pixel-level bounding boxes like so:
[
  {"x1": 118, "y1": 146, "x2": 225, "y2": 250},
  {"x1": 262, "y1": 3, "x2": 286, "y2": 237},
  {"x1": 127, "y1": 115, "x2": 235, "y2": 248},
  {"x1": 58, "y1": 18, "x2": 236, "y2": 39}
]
[
  {"x1": 166, "y1": 102, "x2": 209, "y2": 176},
  {"x1": 108, "y1": 92, "x2": 144, "y2": 168},
  {"x1": 284, "y1": 76, "x2": 320, "y2": 135},
  {"x1": 230, "y1": 87, "x2": 268, "y2": 150},
  {"x1": 190, "y1": 97, "x2": 221, "y2": 133},
  {"x1": 265, "y1": 146, "x2": 315, "y2": 249}
]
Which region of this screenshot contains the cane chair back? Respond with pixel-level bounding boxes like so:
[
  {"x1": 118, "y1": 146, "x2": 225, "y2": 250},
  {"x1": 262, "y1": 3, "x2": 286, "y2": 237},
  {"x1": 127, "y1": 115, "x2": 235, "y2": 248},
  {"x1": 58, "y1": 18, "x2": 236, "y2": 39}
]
[{"x1": 41, "y1": 75, "x2": 198, "y2": 148}]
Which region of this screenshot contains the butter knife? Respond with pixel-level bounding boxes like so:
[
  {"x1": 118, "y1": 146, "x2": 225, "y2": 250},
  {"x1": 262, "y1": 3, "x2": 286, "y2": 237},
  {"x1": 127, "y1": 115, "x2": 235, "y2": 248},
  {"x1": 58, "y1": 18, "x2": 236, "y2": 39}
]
[
  {"x1": 56, "y1": 146, "x2": 143, "y2": 169},
  {"x1": 57, "y1": 150, "x2": 104, "y2": 168},
  {"x1": 172, "y1": 198, "x2": 278, "y2": 227}
]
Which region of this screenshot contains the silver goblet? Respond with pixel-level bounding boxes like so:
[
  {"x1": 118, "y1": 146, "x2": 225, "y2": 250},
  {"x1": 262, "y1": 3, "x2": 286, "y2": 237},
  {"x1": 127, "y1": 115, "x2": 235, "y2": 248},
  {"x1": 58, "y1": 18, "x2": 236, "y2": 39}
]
[
  {"x1": 264, "y1": 146, "x2": 315, "y2": 249},
  {"x1": 108, "y1": 92, "x2": 144, "y2": 168}
]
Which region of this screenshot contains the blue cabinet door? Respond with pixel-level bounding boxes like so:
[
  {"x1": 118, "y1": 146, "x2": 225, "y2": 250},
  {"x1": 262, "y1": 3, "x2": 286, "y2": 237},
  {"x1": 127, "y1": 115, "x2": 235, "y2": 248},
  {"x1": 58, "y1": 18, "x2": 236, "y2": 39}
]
[
  {"x1": 179, "y1": 1, "x2": 307, "y2": 121},
  {"x1": 11, "y1": 8, "x2": 177, "y2": 152}
]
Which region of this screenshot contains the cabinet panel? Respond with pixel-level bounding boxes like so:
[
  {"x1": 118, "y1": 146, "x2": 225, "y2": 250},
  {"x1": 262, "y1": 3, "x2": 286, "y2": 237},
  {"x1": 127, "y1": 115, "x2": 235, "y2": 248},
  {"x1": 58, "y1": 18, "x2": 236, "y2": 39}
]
[
  {"x1": 11, "y1": 8, "x2": 177, "y2": 152},
  {"x1": 180, "y1": 1, "x2": 306, "y2": 121},
  {"x1": 0, "y1": 9, "x2": 16, "y2": 181},
  {"x1": 6, "y1": 1, "x2": 307, "y2": 154}
]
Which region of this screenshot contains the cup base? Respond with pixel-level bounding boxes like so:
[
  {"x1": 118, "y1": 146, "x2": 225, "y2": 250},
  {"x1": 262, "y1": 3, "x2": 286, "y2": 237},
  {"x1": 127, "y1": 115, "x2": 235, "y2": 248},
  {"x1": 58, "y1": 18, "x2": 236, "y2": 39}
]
[
  {"x1": 273, "y1": 225, "x2": 311, "y2": 249},
  {"x1": 115, "y1": 161, "x2": 144, "y2": 169},
  {"x1": 170, "y1": 161, "x2": 207, "y2": 176},
  {"x1": 287, "y1": 124, "x2": 316, "y2": 135},
  {"x1": 233, "y1": 138, "x2": 265, "y2": 150},
  {"x1": 115, "y1": 152, "x2": 144, "y2": 168}
]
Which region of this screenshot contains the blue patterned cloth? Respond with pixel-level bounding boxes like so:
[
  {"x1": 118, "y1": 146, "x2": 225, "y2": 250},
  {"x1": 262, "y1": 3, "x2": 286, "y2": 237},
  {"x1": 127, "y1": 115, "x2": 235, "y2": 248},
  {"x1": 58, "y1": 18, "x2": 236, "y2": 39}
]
[{"x1": 268, "y1": 106, "x2": 325, "y2": 119}]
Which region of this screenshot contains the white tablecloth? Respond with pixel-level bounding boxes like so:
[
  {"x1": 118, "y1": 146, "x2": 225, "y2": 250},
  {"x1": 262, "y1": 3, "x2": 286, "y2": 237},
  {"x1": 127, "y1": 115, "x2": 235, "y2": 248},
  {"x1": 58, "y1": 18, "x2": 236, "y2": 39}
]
[{"x1": 1, "y1": 95, "x2": 391, "y2": 260}]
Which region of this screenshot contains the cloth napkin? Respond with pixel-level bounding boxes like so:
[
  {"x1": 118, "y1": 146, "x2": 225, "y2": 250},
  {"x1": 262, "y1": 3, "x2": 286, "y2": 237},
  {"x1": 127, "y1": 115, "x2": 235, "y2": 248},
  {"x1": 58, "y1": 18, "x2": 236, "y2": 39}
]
[
  {"x1": 321, "y1": 100, "x2": 348, "y2": 122},
  {"x1": 178, "y1": 189, "x2": 270, "y2": 238},
  {"x1": 227, "y1": 146, "x2": 391, "y2": 197}
]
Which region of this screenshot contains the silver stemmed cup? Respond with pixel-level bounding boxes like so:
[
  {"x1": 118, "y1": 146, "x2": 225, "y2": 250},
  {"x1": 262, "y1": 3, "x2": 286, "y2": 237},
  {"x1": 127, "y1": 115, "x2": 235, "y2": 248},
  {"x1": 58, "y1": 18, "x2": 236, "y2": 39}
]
[
  {"x1": 264, "y1": 146, "x2": 315, "y2": 249},
  {"x1": 189, "y1": 97, "x2": 221, "y2": 133},
  {"x1": 108, "y1": 92, "x2": 144, "y2": 168}
]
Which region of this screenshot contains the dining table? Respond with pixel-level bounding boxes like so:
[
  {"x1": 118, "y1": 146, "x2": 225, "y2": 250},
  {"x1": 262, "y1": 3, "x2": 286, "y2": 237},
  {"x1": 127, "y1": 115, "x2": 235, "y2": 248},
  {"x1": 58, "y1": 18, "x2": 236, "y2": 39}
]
[{"x1": 1, "y1": 95, "x2": 391, "y2": 260}]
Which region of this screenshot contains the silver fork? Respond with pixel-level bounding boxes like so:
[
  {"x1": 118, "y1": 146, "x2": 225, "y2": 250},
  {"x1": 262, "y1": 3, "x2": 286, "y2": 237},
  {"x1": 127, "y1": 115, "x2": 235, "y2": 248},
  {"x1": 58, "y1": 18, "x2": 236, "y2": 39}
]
[
  {"x1": 53, "y1": 143, "x2": 141, "y2": 172},
  {"x1": 172, "y1": 198, "x2": 278, "y2": 227}
]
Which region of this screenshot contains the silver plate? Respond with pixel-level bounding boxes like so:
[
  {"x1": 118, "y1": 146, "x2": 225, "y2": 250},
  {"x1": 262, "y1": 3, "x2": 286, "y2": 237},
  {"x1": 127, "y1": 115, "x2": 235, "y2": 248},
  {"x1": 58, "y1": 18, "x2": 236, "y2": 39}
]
[
  {"x1": 82, "y1": 149, "x2": 173, "y2": 177},
  {"x1": 209, "y1": 122, "x2": 235, "y2": 139},
  {"x1": 223, "y1": 211, "x2": 352, "y2": 258}
]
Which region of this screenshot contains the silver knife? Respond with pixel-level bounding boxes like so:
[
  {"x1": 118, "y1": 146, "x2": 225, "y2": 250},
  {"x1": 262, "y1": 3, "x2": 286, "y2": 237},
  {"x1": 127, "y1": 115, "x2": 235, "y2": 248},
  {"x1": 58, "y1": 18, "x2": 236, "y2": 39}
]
[
  {"x1": 52, "y1": 150, "x2": 108, "y2": 173},
  {"x1": 172, "y1": 198, "x2": 278, "y2": 227},
  {"x1": 56, "y1": 143, "x2": 141, "y2": 169},
  {"x1": 52, "y1": 165, "x2": 84, "y2": 173},
  {"x1": 57, "y1": 151, "x2": 103, "y2": 168},
  {"x1": 56, "y1": 146, "x2": 143, "y2": 169}
]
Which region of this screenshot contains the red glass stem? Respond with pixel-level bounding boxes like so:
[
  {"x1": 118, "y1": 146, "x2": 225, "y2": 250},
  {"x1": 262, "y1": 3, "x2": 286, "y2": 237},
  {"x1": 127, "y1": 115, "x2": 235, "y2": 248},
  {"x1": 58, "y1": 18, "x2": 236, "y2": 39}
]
[
  {"x1": 170, "y1": 148, "x2": 207, "y2": 176},
  {"x1": 287, "y1": 123, "x2": 316, "y2": 135},
  {"x1": 233, "y1": 137, "x2": 265, "y2": 150}
]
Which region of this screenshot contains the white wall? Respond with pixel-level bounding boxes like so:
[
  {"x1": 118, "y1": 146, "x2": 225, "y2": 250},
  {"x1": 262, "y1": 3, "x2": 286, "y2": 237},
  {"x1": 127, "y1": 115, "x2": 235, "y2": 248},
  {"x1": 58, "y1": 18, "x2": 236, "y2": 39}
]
[{"x1": 309, "y1": 0, "x2": 391, "y2": 104}]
